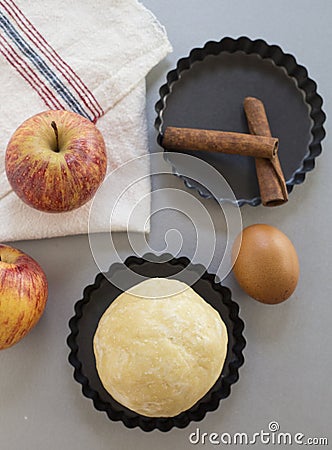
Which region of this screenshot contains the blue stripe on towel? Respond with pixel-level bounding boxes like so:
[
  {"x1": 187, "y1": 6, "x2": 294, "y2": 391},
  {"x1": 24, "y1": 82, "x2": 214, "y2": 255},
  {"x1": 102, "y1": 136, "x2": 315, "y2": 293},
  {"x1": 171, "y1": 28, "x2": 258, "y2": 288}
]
[{"x1": 0, "y1": 10, "x2": 92, "y2": 121}]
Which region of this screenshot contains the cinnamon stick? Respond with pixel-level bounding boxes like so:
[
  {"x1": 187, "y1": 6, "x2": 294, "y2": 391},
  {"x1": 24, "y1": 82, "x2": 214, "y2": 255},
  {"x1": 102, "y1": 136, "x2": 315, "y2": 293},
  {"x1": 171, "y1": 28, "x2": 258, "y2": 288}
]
[
  {"x1": 162, "y1": 126, "x2": 278, "y2": 159},
  {"x1": 243, "y1": 97, "x2": 288, "y2": 207}
]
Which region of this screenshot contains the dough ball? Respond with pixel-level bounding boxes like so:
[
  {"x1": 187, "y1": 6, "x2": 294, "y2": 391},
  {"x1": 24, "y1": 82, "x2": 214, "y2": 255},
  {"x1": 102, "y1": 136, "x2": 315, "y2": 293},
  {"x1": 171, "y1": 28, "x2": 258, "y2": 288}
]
[{"x1": 93, "y1": 278, "x2": 228, "y2": 417}]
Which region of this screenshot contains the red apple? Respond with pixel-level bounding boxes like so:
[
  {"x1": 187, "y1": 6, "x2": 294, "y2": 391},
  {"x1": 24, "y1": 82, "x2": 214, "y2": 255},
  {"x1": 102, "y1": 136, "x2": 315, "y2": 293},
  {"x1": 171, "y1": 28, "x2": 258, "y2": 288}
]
[
  {"x1": 5, "y1": 110, "x2": 107, "y2": 212},
  {"x1": 0, "y1": 244, "x2": 48, "y2": 350}
]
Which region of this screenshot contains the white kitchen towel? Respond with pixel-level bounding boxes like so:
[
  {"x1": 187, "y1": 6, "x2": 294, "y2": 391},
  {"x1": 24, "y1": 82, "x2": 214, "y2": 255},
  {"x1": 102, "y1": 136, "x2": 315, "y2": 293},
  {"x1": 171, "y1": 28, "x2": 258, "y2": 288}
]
[{"x1": 0, "y1": 0, "x2": 171, "y2": 241}]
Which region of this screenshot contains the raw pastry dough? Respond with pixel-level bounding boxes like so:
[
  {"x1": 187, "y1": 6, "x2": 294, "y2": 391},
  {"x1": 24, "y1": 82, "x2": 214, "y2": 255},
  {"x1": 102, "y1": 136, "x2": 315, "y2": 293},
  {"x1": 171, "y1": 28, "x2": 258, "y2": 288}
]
[{"x1": 93, "y1": 278, "x2": 228, "y2": 417}]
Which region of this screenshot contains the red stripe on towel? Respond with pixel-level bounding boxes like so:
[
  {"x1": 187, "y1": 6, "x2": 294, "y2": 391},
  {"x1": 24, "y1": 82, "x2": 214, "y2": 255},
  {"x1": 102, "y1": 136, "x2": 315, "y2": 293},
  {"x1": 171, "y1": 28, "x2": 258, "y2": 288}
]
[
  {"x1": 0, "y1": 34, "x2": 64, "y2": 110},
  {"x1": 2, "y1": 0, "x2": 104, "y2": 122}
]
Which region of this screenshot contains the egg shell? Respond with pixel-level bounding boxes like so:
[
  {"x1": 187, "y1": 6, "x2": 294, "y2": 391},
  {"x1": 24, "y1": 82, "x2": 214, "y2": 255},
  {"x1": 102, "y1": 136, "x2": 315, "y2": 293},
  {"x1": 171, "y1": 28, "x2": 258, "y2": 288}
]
[{"x1": 232, "y1": 224, "x2": 299, "y2": 304}]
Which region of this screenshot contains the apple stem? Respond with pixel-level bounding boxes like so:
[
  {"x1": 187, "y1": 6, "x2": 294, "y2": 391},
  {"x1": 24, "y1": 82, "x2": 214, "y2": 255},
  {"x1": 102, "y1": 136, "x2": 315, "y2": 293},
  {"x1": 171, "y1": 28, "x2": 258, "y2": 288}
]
[{"x1": 51, "y1": 121, "x2": 60, "y2": 153}]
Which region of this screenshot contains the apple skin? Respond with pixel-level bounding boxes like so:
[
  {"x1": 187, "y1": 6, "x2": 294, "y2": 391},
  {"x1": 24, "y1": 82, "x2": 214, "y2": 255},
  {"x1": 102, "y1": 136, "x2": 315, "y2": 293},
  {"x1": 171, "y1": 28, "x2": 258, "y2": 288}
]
[
  {"x1": 5, "y1": 110, "x2": 107, "y2": 213},
  {"x1": 0, "y1": 244, "x2": 48, "y2": 350}
]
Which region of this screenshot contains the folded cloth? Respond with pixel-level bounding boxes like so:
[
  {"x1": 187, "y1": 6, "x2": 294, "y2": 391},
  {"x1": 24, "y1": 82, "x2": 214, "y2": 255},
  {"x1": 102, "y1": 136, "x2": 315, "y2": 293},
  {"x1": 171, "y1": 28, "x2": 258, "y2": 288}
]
[{"x1": 0, "y1": 0, "x2": 171, "y2": 242}]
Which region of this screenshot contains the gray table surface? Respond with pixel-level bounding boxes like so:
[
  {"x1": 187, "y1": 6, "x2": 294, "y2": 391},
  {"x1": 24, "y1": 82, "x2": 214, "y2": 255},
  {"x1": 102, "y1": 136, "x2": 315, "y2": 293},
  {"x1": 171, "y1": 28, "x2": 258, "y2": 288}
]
[{"x1": 1, "y1": 1, "x2": 331, "y2": 449}]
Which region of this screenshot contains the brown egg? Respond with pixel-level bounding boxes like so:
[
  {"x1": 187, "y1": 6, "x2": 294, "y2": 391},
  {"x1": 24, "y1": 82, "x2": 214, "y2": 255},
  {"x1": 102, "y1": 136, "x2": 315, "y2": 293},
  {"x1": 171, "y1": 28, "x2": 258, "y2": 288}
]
[{"x1": 232, "y1": 224, "x2": 299, "y2": 304}]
